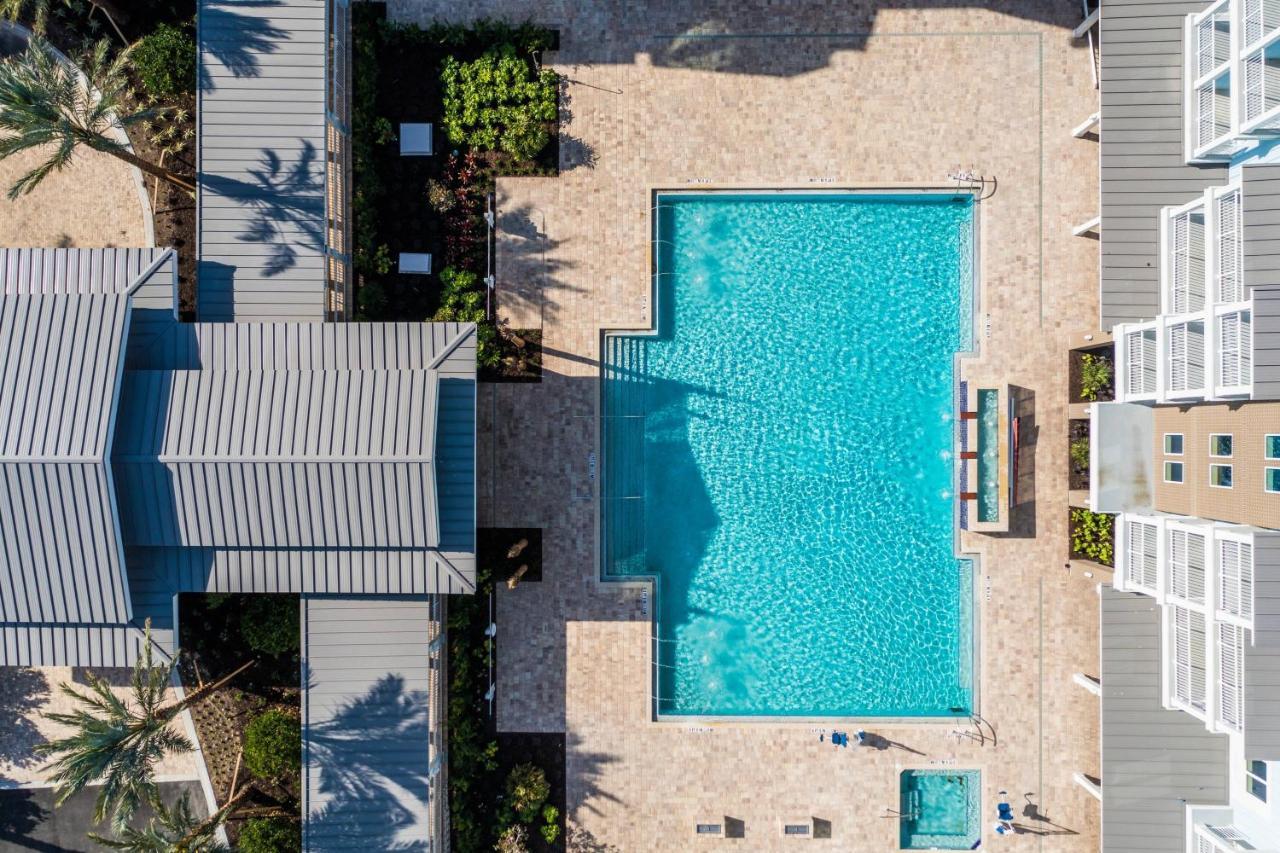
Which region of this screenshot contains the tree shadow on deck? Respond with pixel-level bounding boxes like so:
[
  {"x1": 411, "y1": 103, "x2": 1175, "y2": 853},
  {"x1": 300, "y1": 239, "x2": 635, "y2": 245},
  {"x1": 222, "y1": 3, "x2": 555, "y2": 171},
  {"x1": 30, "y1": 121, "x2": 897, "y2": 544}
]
[{"x1": 198, "y1": 0, "x2": 286, "y2": 91}]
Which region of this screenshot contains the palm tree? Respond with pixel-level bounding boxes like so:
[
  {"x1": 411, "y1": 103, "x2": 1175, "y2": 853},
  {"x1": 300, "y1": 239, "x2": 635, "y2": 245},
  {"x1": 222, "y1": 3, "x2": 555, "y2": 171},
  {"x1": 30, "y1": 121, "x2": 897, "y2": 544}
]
[
  {"x1": 36, "y1": 621, "x2": 253, "y2": 832},
  {"x1": 88, "y1": 788, "x2": 246, "y2": 852},
  {"x1": 0, "y1": 0, "x2": 128, "y2": 42},
  {"x1": 0, "y1": 37, "x2": 195, "y2": 200}
]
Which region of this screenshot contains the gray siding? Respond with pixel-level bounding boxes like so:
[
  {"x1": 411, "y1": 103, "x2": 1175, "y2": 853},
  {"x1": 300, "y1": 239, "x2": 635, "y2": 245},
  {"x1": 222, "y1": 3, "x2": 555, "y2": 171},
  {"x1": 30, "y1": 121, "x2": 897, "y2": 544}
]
[
  {"x1": 1246, "y1": 533, "x2": 1280, "y2": 759},
  {"x1": 1100, "y1": 0, "x2": 1227, "y2": 329},
  {"x1": 1254, "y1": 284, "x2": 1280, "y2": 398},
  {"x1": 302, "y1": 597, "x2": 444, "y2": 851},
  {"x1": 197, "y1": 0, "x2": 327, "y2": 321},
  {"x1": 1101, "y1": 585, "x2": 1229, "y2": 852}
]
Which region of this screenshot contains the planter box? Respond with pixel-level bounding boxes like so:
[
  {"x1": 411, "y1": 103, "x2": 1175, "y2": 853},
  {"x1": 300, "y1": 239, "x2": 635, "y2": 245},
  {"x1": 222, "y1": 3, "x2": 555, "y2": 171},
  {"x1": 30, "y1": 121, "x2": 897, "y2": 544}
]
[
  {"x1": 1068, "y1": 418, "x2": 1090, "y2": 491},
  {"x1": 1068, "y1": 343, "x2": 1115, "y2": 404},
  {"x1": 1067, "y1": 506, "x2": 1115, "y2": 567}
]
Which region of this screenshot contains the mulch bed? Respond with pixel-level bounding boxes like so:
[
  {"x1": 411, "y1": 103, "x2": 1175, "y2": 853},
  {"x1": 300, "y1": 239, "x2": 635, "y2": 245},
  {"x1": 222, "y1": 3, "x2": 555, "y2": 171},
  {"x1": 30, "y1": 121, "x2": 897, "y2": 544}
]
[
  {"x1": 177, "y1": 594, "x2": 301, "y2": 845},
  {"x1": 1068, "y1": 342, "x2": 1115, "y2": 404},
  {"x1": 479, "y1": 527, "x2": 544, "y2": 584},
  {"x1": 494, "y1": 732, "x2": 567, "y2": 852},
  {"x1": 1068, "y1": 418, "x2": 1089, "y2": 491},
  {"x1": 485, "y1": 328, "x2": 544, "y2": 383}
]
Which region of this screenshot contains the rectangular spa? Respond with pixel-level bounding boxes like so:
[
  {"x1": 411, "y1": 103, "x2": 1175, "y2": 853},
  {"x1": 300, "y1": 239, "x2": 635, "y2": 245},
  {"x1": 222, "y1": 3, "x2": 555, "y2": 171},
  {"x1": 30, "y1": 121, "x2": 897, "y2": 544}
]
[
  {"x1": 602, "y1": 191, "x2": 976, "y2": 717},
  {"x1": 899, "y1": 769, "x2": 983, "y2": 849}
]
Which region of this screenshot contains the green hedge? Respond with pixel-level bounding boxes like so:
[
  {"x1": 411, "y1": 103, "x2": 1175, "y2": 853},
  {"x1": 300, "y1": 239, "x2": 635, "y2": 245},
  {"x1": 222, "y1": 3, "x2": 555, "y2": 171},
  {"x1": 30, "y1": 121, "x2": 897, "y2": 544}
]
[
  {"x1": 132, "y1": 23, "x2": 195, "y2": 99},
  {"x1": 240, "y1": 596, "x2": 300, "y2": 655},
  {"x1": 441, "y1": 44, "x2": 558, "y2": 161},
  {"x1": 238, "y1": 817, "x2": 302, "y2": 853},
  {"x1": 243, "y1": 709, "x2": 301, "y2": 780}
]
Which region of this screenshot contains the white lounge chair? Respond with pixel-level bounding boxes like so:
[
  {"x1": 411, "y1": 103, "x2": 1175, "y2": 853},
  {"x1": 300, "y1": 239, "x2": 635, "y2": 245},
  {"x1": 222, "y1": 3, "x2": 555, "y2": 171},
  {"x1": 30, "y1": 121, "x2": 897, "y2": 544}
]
[{"x1": 400, "y1": 123, "x2": 433, "y2": 156}]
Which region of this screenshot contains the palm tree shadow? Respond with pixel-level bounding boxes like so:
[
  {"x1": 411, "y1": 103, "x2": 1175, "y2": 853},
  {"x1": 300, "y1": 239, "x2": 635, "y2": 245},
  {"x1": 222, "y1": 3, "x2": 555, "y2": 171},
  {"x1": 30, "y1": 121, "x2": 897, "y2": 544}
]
[
  {"x1": 303, "y1": 673, "x2": 434, "y2": 852},
  {"x1": 200, "y1": 140, "x2": 325, "y2": 278},
  {"x1": 567, "y1": 731, "x2": 622, "y2": 819},
  {"x1": 0, "y1": 667, "x2": 50, "y2": 776},
  {"x1": 198, "y1": 0, "x2": 287, "y2": 91}
]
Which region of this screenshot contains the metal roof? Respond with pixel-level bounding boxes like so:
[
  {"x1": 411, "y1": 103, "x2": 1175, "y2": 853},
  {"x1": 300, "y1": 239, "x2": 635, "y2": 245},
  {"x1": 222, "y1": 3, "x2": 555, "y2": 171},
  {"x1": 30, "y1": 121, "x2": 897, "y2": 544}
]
[
  {"x1": 301, "y1": 596, "x2": 444, "y2": 851},
  {"x1": 0, "y1": 292, "x2": 130, "y2": 624},
  {"x1": 1100, "y1": 585, "x2": 1229, "y2": 851},
  {"x1": 1100, "y1": 0, "x2": 1227, "y2": 329},
  {"x1": 196, "y1": 0, "x2": 328, "y2": 321}
]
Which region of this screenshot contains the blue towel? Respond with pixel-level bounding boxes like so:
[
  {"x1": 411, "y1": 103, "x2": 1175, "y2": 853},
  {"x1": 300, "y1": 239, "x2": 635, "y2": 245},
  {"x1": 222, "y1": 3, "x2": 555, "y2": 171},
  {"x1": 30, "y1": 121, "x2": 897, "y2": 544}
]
[{"x1": 998, "y1": 804, "x2": 1014, "y2": 821}]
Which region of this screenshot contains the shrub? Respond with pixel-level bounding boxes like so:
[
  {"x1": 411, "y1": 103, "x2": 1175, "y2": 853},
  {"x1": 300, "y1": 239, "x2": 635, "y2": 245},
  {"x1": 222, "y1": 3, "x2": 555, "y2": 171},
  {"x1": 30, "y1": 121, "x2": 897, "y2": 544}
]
[
  {"x1": 240, "y1": 596, "x2": 300, "y2": 655},
  {"x1": 541, "y1": 804, "x2": 561, "y2": 844},
  {"x1": 496, "y1": 824, "x2": 530, "y2": 853},
  {"x1": 356, "y1": 278, "x2": 388, "y2": 320},
  {"x1": 427, "y1": 179, "x2": 456, "y2": 213},
  {"x1": 440, "y1": 44, "x2": 558, "y2": 161},
  {"x1": 1069, "y1": 437, "x2": 1090, "y2": 470},
  {"x1": 1071, "y1": 508, "x2": 1114, "y2": 565},
  {"x1": 1079, "y1": 353, "x2": 1113, "y2": 401},
  {"x1": 132, "y1": 23, "x2": 196, "y2": 99},
  {"x1": 243, "y1": 709, "x2": 301, "y2": 780},
  {"x1": 238, "y1": 817, "x2": 301, "y2": 853},
  {"x1": 506, "y1": 763, "x2": 550, "y2": 823},
  {"x1": 432, "y1": 267, "x2": 500, "y2": 369}
]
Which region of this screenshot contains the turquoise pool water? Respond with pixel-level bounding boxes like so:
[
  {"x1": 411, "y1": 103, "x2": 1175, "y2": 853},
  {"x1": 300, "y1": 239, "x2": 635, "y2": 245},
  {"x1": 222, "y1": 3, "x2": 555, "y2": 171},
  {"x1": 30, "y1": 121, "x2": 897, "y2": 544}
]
[
  {"x1": 603, "y1": 192, "x2": 975, "y2": 717},
  {"x1": 899, "y1": 769, "x2": 982, "y2": 849},
  {"x1": 977, "y1": 389, "x2": 1000, "y2": 523}
]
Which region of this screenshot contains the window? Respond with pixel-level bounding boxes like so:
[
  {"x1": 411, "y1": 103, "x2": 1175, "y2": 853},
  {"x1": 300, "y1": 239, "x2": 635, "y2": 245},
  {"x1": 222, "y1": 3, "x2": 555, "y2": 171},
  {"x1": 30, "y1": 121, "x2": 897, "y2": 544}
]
[
  {"x1": 1126, "y1": 521, "x2": 1159, "y2": 590},
  {"x1": 1210, "y1": 434, "x2": 1233, "y2": 457},
  {"x1": 1165, "y1": 433, "x2": 1184, "y2": 455},
  {"x1": 695, "y1": 824, "x2": 723, "y2": 836},
  {"x1": 1210, "y1": 464, "x2": 1234, "y2": 488},
  {"x1": 1172, "y1": 606, "x2": 1208, "y2": 712},
  {"x1": 1247, "y1": 760, "x2": 1268, "y2": 802},
  {"x1": 1165, "y1": 462, "x2": 1185, "y2": 483},
  {"x1": 1266, "y1": 434, "x2": 1280, "y2": 459},
  {"x1": 1267, "y1": 468, "x2": 1280, "y2": 494}
]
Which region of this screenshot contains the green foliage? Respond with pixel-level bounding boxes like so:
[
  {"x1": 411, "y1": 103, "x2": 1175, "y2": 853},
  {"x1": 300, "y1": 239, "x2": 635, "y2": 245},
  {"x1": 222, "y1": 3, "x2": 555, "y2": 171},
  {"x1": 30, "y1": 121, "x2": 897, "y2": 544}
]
[
  {"x1": 427, "y1": 179, "x2": 455, "y2": 213},
  {"x1": 432, "y1": 267, "x2": 501, "y2": 369},
  {"x1": 373, "y1": 115, "x2": 397, "y2": 145},
  {"x1": 1069, "y1": 437, "x2": 1090, "y2": 470},
  {"x1": 132, "y1": 23, "x2": 195, "y2": 99},
  {"x1": 237, "y1": 818, "x2": 301, "y2": 853},
  {"x1": 447, "y1": 564, "x2": 498, "y2": 852},
  {"x1": 242, "y1": 709, "x2": 301, "y2": 780},
  {"x1": 351, "y1": 5, "x2": 384, "y2": 284},
  {"x1": 372, "y1": 243, "x2": 393, "y2": 275},
  {"x1": 541, "y1": 804, "x2": 561, "y2": 844},
  {"x1": 440, "y1": 44, "x2": 558, "y2": 161},
  {"x1": 239, "y1": 596, "x2": 300, "y2": 655},
  {"x1": 383, "y1": 17, "x2": 555, "y2": 55},
  {"x1": 506, "y1": 763, "x2": 550, "y2": 823},
  {"x1": 1079, "y1": 352, "x2": 1113, "y2": 401},
  {"x1": 1071, "y1": 508, "x2": 1114, "y2": 565},
  {"x1": 89, "y1": 791, "x2": 227, "y2": 852},
  {"x1": 36, "y1": 621, "x2": 192, "y2": 832},
  {"x1": 356, "y1": 278, "x2": 388, "y2": 319}
]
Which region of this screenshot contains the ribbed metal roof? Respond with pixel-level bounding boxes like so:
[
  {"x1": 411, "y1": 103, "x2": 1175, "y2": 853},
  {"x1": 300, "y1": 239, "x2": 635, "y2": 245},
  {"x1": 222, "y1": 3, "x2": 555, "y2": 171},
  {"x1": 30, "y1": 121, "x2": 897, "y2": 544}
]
[{"x1": 0, "y1": 293, "x2": 130, "y2": 624}]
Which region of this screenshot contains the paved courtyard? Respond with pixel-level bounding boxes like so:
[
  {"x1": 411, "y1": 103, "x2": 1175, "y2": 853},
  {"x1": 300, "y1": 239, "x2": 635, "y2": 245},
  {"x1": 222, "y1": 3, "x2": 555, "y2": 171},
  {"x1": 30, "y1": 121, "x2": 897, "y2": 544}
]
[{"x1": 392, "y1": 2, "x2": 1104, "y2": 849}]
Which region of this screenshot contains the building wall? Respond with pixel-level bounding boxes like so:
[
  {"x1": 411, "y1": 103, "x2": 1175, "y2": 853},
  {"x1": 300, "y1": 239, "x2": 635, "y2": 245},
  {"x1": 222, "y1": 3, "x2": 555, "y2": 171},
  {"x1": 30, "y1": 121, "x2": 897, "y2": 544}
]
[{"x1": 1152, "y1": 402, "x2": 1280, "y2": 527}]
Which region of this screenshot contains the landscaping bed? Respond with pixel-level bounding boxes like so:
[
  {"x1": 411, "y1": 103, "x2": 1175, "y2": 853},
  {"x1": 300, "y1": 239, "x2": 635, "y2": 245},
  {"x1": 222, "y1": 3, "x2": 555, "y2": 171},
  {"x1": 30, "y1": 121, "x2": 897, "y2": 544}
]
[
  {"x1": 177, "y1": 593, "x2": 302, "y2": 849},
  {"x1": 448, "y1": 562, "x2": 565, "y2": 852},
  {"x1": 352, "y1": 5, "x2": 558, "y2": 379},
  {"x1": 1068, "y1": 342, "x2": 1115, "y2": 404},
  {"x1": 1068, "y1": 507, "x2": 1115, "y2": 567},
  {"x1": 1068, "y1": 418, "x2": 1090, "y2": 491}
]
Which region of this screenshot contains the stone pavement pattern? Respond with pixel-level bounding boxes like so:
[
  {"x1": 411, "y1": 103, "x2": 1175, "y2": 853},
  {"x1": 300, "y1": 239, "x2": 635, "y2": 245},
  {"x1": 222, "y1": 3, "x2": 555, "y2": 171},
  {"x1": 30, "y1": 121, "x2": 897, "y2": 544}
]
[
  {"x1": 0, "y1": 145, "x2": 147, "y2": 248},
  {"x1": 391, "y1": 2, "x2": 1104, "y2": 850}
]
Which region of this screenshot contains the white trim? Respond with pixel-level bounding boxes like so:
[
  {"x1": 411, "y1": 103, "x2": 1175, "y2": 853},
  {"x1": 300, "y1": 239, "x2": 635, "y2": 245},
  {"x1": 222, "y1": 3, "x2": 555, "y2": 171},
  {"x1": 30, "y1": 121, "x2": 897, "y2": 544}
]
[
  {"x1": 1209, "y1": 463, "x2": 1235, "y2": 488},
  {"x1": 1265, "y1": 466, "x2": 1280, "y2": 493},
  {"x1": 1165, "y1": 432, "x2": 1186, "y2": 455},
  {"x1": 1265, "y1": 434, "x2": 1280, "y2": 460},
  {"x1": 1166, "y1": 461, "x2": 1187, "y2": 483}
]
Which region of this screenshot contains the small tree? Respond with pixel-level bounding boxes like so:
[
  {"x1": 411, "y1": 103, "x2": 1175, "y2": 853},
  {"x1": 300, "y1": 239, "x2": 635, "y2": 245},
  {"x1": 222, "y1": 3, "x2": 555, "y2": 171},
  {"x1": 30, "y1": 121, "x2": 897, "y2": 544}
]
[
  {"x1": 237, "y1": 817, "x2": 302, "y2": 853},
  {"x1": 0, "y1": 37, "x2": 195, "y2": 200},
  {"x1": 88, "y1": 787, "x2": 251, "y2": 852},
  {"x1": 37, "y1": 621, "x2": 253, "y2": 831},
  {"x1": 131, "y1": 23, "x2": 195, "y2": 100},
  {"x1": 506, "y1": 763, "x2": 550, "y2": 823},
  {"x1": 240, "y1": 596, "x2": 300, "y2": 655}
]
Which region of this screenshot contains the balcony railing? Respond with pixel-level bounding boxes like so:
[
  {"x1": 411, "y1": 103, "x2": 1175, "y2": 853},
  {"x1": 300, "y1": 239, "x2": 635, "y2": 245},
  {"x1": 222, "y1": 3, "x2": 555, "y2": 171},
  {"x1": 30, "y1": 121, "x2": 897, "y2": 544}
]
[
  {"x1": 1168, "y1": 319, "x2": 1207, "y2": 394},
  {"x1": 1126, "y1": 519, "x2": 1160, "y2": 592},
  {"x1": 1123, "y1": 327, "x2": 1158, "y2": 398},
  {"x1": 1171, "y1": 204, "x2": 1208, "y2": 313},
  {"x1": 1218, "y1": 538, "x2": 1254, "y2": 619},
  {"x1": 1217, "y1": 622, "x2": 1245, "y2": 732},
  {"x1": 1216, "y1": 187, "x2": 1243, "y2": 302},
  {"x1": 1169, "y1": 528, "x2": 1208, "y2": 604},
  {"x1": 1218, "y1": 309, "x2": 1252, "y2": 387},
  {"x1": 1172, "y1": 604, "x2": 1209, "y2": 714}
]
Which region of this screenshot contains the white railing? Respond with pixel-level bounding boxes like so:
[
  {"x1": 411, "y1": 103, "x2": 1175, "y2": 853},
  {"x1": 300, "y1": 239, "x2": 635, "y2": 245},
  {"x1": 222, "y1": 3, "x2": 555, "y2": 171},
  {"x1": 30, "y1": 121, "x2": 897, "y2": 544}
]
[
  {"x1": 1173, "y1": 605, "x2": 1208, "y2": 713},
  {"x1": 1200, "y1": 7, "x2": 1233, "y2": 77},
  {"x1": 1171, "y1": 205, "x2": 1208, "y2": 312},
  {"x1": 1127, "y1": 520, "x2": 1160, "y2": 592},
  {"x1": 1168, "y1": 320, "x2": 1207, "y2": 393},
  {"x1": 1218, "y1": 539, "x2": 1254, "y2": 619},
  {"x1": 1216, "y1": 188, "x2": 1243, "y2": 302},
  {"x1": 1125, "y1": 328, "x2": 1158, "y2": 397},
  {"x1": 1217, "y1": 622, "x2": 1245, "y2": 732}
]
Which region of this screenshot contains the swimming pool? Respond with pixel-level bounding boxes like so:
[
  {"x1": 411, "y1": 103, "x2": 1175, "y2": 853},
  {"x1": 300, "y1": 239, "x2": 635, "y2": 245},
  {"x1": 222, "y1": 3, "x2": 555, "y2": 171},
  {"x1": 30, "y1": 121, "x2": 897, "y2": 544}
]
[{"x1": 602, "y1": 192, "x2": 976, "y2": 717}]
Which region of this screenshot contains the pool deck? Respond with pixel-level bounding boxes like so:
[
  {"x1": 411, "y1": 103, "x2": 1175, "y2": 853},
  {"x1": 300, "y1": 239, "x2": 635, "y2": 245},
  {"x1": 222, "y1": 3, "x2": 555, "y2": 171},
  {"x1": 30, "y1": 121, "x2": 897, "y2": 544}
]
[{"x1": 390, "y1": 2, "x2": 1103, "y2": 849}]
